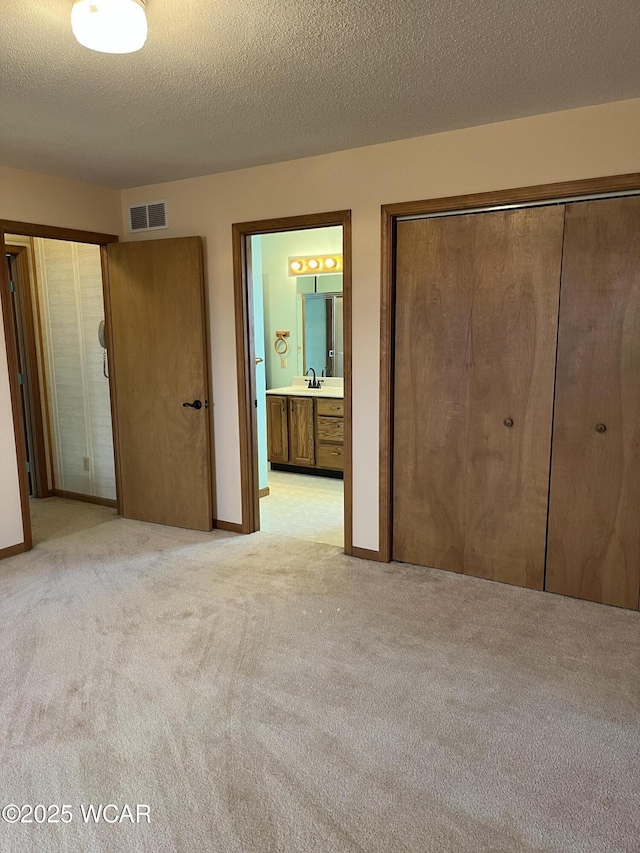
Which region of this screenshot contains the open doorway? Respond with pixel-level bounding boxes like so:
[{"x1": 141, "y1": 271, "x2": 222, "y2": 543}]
[
  {"x1": 1, "y1": 222, "x2": 216, "y2": 559},
  {"x1": 233, "y1": 211, "x2": 352, "y2": 553},
  {"x1": 3, "y1": 231, "x2": 118, "y2": 546}
]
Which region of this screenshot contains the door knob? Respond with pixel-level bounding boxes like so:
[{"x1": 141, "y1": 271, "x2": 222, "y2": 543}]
[
  {"x1": 503, "y1": 418, "x2": 514, "y2": 428},
  {"x1": 595, "y1": 423, "x2": 607, "y2": 433},
  {"x1": 183, "y1": 400, "x2": 203, "y2": 410}
]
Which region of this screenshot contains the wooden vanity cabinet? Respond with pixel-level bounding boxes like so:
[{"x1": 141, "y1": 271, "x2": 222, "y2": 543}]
[{"x1": 267, "y1": 395, "x2": 344, "y2": 473}]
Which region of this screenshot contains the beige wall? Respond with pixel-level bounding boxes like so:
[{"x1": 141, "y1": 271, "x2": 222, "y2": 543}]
[
  {"x1": 1, "y1": 101, "x2": 639, "y2": 553},
  {"x1": 120, "y1": 98, "x2": 640, "y2": 551},
  {"x1": 0, "y1": 166, "x2": 121, "y2": 550}
]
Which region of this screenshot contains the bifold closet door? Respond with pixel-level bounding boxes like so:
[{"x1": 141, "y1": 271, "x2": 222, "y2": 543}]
[
  {"x1": 546, "y1": 198, "x2": 640, "y2": 609},
  {"x1": 393, "y1": 207, "x2": 565, "y2": 587},
  {"x1": 393, "y1": 214, "x2": 475, "y2": 572},
  {"x1": 464, "y1": 207, "x2": 564, "y2": 587}
]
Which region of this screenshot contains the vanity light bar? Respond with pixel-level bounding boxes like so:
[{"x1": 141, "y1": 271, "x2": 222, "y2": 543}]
[{"x1": 288, "y1": 254, "x2": 343, "y2": 276}]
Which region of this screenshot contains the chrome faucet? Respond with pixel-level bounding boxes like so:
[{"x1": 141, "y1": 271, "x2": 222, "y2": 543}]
[{"x1": 306, "y1": 368, "x2": 321, "y2": 389}]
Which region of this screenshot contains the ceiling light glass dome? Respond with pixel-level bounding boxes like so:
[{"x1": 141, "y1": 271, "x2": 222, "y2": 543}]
[{"x1": 71, "y1": 0, "x2": 148, "y2": 54}]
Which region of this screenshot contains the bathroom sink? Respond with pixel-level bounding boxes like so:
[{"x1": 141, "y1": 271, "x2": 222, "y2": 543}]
[{"x1": 265, "y1": 384, "x2": 343, "y2": 399}]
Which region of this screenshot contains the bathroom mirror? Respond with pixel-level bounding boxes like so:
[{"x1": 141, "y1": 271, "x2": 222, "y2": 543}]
[{"x1": 301, "y1": 292, "x2": 344, "y2": 377}]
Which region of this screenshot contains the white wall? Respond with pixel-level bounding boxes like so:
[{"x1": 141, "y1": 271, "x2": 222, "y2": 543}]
[
  {"x1": 0, "y1": 166, "x2": 121, "y2": 551},
  {"x1": 120, "y1": 99, "x2": 640, "y2": 551}
]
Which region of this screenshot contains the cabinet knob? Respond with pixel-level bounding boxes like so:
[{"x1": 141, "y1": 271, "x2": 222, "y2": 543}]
[
  {"x1": 595, "y1": 423, "x2": 607, "y2": 434},
  {"x1": 503, "y1": 418, "x2": 514, "y2": 428}
]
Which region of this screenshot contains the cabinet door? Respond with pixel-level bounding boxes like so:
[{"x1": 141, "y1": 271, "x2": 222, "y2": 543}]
[
  {"x1": 288, "y1": 397, "x2": 315, "y2": 466},
  {"x1": 266, "y1": 396, "x2": 288, "y2": 463},
  {"x1": 546, "y1": 198, "x2": 640, "y2": 609}
]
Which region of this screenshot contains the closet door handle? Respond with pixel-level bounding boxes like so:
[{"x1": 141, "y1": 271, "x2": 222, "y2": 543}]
[
  {"x1": 183, "y1": 400, "x2": 203, "y2": 410},
  {"x1": 595, "y1": 423, "x2": 607, "y2": 434},
  {"x1": 503, "y1": 418, "x2": 514, "y2": 428}
]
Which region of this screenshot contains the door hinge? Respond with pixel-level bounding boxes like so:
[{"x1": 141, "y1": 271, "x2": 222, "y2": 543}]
[
  {"x1": 26, "y1": 461, "x2": 31, "y2": 474},
  {"x1": 18, "y1": 372, "x2": 24, "y2": 386},
  {"x1": 9, "y1": 280, "x2": 16, "y2": 294},
  {"x1": 254, "y1": 399, "x2": 258, "y2": 408}
]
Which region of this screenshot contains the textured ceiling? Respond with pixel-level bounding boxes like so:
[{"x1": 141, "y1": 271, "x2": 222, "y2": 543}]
[{"x1": 1, "y1": 0, "x2": 639, "y2": 189}]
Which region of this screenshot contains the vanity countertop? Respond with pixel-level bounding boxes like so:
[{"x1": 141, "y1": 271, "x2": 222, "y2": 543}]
[{"x1": 266, "y1": 378, "x2": 344, "y2": 399}]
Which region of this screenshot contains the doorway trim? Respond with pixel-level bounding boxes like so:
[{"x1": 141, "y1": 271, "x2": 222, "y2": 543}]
[
  {"x1": 0, "y1": 219, "x2": 119, "y2": 557},
  {"x1": 379, "y1": 172, "x2": 640, "y2": 563},
  {"x1": 232, "y1": 210, "x2": 353, "y2": 554}
]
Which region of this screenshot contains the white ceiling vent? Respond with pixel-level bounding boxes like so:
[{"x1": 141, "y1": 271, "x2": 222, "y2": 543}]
[{"x1": 128, "y1": 200, "x2": 169, "y2": 233}]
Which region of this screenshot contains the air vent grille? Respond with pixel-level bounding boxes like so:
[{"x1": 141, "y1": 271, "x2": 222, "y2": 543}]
[{"x1": 128, "y1": 200, "x2": 168, "y2": 232}]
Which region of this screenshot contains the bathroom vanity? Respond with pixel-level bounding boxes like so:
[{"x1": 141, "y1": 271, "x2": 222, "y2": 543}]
[{"x1": 266, "y1": 378, "x2": 344, "y2": 475}]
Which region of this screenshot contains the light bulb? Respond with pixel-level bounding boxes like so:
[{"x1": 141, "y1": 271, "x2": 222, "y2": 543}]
[
  {"x1": 324, "y1": 257, "x2": 336, "y2": 269},
  {"x1": 308, "y1": 259, "x2": 319, "y2": 270},
  {"x1": 290, "y1": 260, "x2": 303, "y2": 272},
  {"x1": 71, "y1": 0, "x2": 148, "y2": 54}
]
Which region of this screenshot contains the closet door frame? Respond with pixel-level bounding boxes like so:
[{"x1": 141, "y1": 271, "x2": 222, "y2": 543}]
[{"x1": 379, "y1": 172, "x2": 640, "y2": 563}]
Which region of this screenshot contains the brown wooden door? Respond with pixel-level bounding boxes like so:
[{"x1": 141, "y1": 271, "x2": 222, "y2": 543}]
[
  {"x1": 266, "y1": 395, "x2": 289, "y2": 463},
  {"x1": 288, "y1": 396, "x2": 315, "y2": 465},
  {"x1": 106, "y1": 237, "x2": 212, "y2": 531},
  {"x1": 464, "y1": 207, "x2": 564, "y2": 588},
  {"x1": 393, "y1": 214, "x2": 475, "y2": 571},
  {"x1": 393, "y1": 207, "x2": 564, "y2": 588},
  {"x1": 546, "y1": 198, "x2": 640, "y2": 609}
]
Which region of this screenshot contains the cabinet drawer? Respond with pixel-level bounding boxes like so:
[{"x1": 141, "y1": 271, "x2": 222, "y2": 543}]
[
  {"x1": 317, "y1": 416, "x2": 344, "y2": 443},
  {"x1": 317, "y1": 444, "x2": 344, "y2": 470},
  {"x1": 317, "y1": 398, "x2": 344, "y2": 417}
]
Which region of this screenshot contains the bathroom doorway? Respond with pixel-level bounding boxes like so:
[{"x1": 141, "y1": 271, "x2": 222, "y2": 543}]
[{"x1": 233, "y1": 211, "x2": 352, "y2": 552}]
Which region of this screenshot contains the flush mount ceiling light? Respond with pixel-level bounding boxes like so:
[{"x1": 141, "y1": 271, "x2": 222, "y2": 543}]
[{"x1": 71, "y1": 0, "x2": 148, "y2": 54}]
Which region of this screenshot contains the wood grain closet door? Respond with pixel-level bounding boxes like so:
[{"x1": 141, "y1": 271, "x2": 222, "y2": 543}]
[
  {"x1": 546, "y1": 198, "x2": 640, "y2": 609},
  {"x1": 464, "y1": 207, "x2": 564, "y2": 588},
  {"x1": 392, "y1": 215, "x2": 475, "y2": 570}
]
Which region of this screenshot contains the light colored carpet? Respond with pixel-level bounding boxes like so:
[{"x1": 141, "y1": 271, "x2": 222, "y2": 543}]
[
  {"x1": 260, "y1": 470, "x2": 343, "y2": 547},
  {"x1": 0, "y1": 498, "x2": 638, "y2": 853}
]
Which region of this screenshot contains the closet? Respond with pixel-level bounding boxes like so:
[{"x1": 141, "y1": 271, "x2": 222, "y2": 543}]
[{"x1": 392, "y1": 195, "x2": 640, "y2": 609}]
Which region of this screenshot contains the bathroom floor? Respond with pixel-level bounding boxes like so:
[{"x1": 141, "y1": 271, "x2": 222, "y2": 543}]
[{"x1": 260, "y1": 469, "x2": 344, "y2": 547}]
